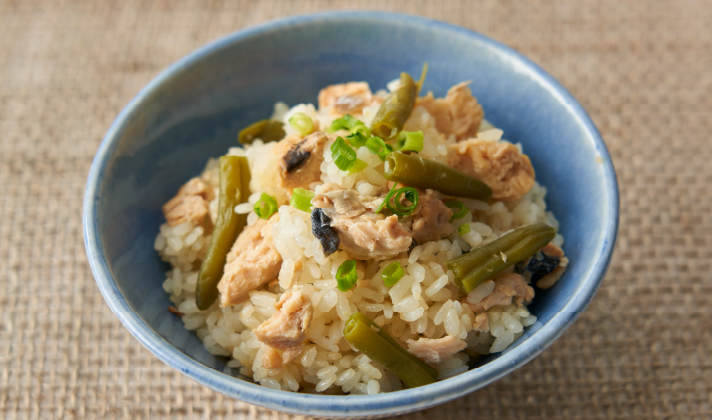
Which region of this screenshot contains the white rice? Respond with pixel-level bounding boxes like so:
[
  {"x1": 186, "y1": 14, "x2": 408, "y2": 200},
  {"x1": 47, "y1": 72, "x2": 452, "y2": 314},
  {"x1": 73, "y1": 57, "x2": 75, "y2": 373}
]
[{"x1": 155, "y1": 93, "x2": 562, "y2": 394}]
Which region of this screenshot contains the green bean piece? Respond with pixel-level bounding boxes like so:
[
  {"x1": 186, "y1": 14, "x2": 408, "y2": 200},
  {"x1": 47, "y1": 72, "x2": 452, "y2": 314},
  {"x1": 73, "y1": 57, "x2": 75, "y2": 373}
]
[
  {"x1": 349, "y1": 313, "x2": 439, "y2": 379},
  {"x1": 448, "y1": 223, "x2": 556, "y2": 293},
  {"x1": 238, "y1": 119, "x2": 286, "y2": 144},
  {"x1": 446, "y1": 223, "x2": 553, "y2": 279},
  {"x1": 370, "y1": 73, "x2": 418, "y2": 139},
  {"x1": 344, "y1": 313, "x2": 438, "y2": 388},
  {"x1": 384, "y1": 152, "x2": 493, "y2": 200},
  {"x1": 195, "y1": 156, "x2": 251, "y2": 310}
]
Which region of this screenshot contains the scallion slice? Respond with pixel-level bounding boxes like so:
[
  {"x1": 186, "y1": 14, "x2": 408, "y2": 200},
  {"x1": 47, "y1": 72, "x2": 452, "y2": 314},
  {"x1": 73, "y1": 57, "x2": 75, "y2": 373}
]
[
  {"x1": 336, "y1": 260, "x2": 358, "y2": 292},
  {"x1": 288, "y1": 112, "x2": 314, "y2": 136},
  {"x1": 254, "y1": 193, "x2": 278, "y2": 219},
  {"x1": 458, "y1": 224, "x2": 471, "y2": 235},
  {"x1": 331, "y1": 136, "x2": 367, "y2": 173},
  {"x1": 352, "y1": 125, "x2": 371, "y2": 138},
  {"x1": 381, "y1": 262, "x2": 404, "y2": 287},
  {"x1": 389, "y1": 187, "x2": 419, "y2": 216},
  {"x1": 445, "y1": 201, "x2": 468, "y2": 220},
  {"x1": 331, "y1": 137, "x2": 357, "y2": 169},
  {"x1": 290, "y1": 188, "x2": 315, "y2": 212},
  {"x1": 366, "y1": 136, "x2": 393, "y2": 160},
  {"x1": 376, "y1": 184, "x2": 419, "y2": 217},
  {"x1": 346, "y1": 131, "x2": 369, "y2": 148},
  {"x1": 376, "y1": 182, "x2": 399, "y2": 213},
  {"x1": 349, "y1": 159, "x2": 368, "y2": 173},
  {"x1": 328, "y1": 114, "x2": 365, "y2": 133},
  {"x1": 395, "y1": 130, "x2": 424, "y2": 152}
]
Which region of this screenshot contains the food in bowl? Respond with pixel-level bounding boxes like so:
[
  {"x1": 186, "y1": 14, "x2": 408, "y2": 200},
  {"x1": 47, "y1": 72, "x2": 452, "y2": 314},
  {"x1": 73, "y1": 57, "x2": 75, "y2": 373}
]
[{"x1": 154, "y1": 68, "x2": 569, "y2": 394}]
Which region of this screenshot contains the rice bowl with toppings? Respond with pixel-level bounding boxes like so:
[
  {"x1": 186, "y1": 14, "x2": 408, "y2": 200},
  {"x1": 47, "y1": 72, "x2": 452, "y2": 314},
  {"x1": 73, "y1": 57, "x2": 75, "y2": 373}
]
[{"x1": 154, "y1": 69, "x2": 569, "y2": 395}]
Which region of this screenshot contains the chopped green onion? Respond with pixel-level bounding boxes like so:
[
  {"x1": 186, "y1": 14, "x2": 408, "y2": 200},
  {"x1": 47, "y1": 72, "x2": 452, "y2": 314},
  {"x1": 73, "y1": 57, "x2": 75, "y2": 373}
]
[
  {"x1": 390, "y1": 187, "x2": 419, "y2": 216},
  {"x1": 346, "y1": 131, "x2": 369, "y2": 148},
  {"x1": 366, "y1": 136, "x2": 393, "y2": 160},
  {"x1": 376, "y1": 184, "x2": 419, "y2": 217},
  {"x1": 328, "y1": 114, "x2": 365, "y2": 133},
  {"x1": 445, "y1": 201, "x2": 468, "y2": 220},
  {"x1": 349, "y1": 159, "x2": 368, "y2": 173},
  {"x1": 395, "y1": 130, "x2": 424, "y2": 152},
  {"x1": 254, "y1": 193, "x2": 278, "y2": 219},
  {"x1": 331, "y1": 137, "x2": 357, "y2": 169},
  {"x1": 458, "y1": 224, "x2": 471, "y2": 235},
  {"x1": 343, "y1": 120, "x2": 372, "y2": 148},
  {"x1": 376, "y1": 182, "x2": 399, "y2": 213},
  {"x1": 381, "y1": 262, "x2": 404, "y2": 287},
  {"x1": 352, "y1": 125, "x2": 371, "y2": 138},
  {"x1": 331, "y1": 136, "x2": 367, "y2": 173},
  {"x1": 290, "y1": 188, "x2": 315, "y2": 212},
  {"x1": 288, "y1": 112, "x2": 314, "y2": 136},
  {"x1": 336, "y1": 260, "x2": 358, "y2": 292}
]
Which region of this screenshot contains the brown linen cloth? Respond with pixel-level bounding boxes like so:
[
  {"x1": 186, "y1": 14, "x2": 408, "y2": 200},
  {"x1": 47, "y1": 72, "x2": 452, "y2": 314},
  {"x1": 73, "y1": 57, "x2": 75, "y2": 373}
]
[{"x1": 1, "y1": 0, "x2": 710, "y2": 418}]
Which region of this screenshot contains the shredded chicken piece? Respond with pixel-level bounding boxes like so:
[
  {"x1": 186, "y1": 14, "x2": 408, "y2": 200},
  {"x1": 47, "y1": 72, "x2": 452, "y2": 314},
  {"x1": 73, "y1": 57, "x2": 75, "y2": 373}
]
[
  {"x1": 406, "y1": 336, "x2": 467, "y2": 364},
  {"x1": 312, "y1": 184, "x2": 367, "y2": 217},
  {"x1": 472, "y1": 313, "x2": 489, "y2": 332},
  {"x1": 465, "y1": 273, "x2": 535, "y2": 313},
  {"x1": 313, "y1": 184, "x2": 456, "y2": 259},
  {"x1": 217, "y1": 215, "x2": 282, "y2": 306},
  {"x1": 448, "y1": 138, "x2": 535, "y2": 202},
  {"x1": 254, "y1": 290, "x2": 313, "y2": 352},
  {"x1": 416, "y1": 81, "x2": 484, "y2": 141},
  {"x1": 407, "y1": 189, "x2": 454, "y2": 244},
  {"x1": 313, "y1": 183, "x2": 412, "y2": 260},
  {"x1": 162, "y1": 177, "x2": 212, "y2": 227},
  {"x1": 262, "y1": 347, "x2": 283, "y2": 369},
  {"x1": 317, "y1": 82, "x2": 383, "y2": 116},
  {"x1": 333, "y1": 213, "x2": 413, "y2": 260},
  {"x1": 273, "y1": 132, "x2": 329, "y2": 191}
]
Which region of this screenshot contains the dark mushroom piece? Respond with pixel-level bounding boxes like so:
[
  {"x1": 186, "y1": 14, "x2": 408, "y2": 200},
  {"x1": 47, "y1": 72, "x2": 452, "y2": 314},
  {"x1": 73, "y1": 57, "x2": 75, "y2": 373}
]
[
  {"x1": 311, "y1": 208, "x2": 340, "y2": 255},
  {"x1": 284, "y1": 138, "x2": 314, "y2": 173},
  {"x1": 515, "y1": 244, "x2": 563, "y2": 284}
]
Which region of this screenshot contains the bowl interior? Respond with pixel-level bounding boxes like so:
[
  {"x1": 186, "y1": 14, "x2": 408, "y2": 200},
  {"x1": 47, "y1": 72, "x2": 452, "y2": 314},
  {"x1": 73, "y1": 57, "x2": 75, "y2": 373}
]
[{"x1": 86, "y1": 12, "x2": 617, "y2": 417}]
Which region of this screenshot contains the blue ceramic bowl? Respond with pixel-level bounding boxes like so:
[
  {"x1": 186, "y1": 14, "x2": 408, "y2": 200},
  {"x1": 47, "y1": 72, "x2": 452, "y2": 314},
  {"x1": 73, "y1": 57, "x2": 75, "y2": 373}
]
[{"x1": 83, "y1": 11, "x2": 619, "y2": 419}]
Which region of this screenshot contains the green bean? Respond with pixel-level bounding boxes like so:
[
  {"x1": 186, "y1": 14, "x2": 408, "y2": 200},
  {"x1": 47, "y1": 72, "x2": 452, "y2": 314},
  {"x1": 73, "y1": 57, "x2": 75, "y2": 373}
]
[
  {"x1": 384, "y1": 152, "x2": 492, "y2": 200},
  {"x1": 370, "y1": 73, "x2": 418, "y2": 139},
  {"x1": 238, "y1": 119, "x2": 285, "y2": 144},
  {"x1": 447, "y1": 223, "x2": 552, "y2": 279},
  {"x1": 195, "y1": 156, "x2": 251, "y2": 310},
  {"x1": 349, "y1": 313, "x2": 439, "y2": 379},
  {"x1": 344, "y1": 313, "x2": 437, "y2": 388},
  {"x1": 447, "y1": 222, "x2": 556, "y2": 293}
]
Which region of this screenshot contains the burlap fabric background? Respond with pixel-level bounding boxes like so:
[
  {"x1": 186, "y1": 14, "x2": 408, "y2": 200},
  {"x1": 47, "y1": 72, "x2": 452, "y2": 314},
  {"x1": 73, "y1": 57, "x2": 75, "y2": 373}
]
[{"x1": 1, "y1": 0, "x2": 710, "y2": 419}]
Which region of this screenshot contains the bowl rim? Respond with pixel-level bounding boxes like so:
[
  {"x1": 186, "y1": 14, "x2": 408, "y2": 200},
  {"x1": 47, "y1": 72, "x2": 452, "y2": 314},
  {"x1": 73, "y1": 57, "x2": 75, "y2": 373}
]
[{"x1": 83, "y1": 10, "x2": 619, "y2": 418}]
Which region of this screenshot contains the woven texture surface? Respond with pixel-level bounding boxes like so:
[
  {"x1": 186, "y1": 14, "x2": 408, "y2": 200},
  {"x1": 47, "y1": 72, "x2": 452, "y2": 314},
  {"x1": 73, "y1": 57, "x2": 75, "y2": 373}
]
[{"x1": 1, "y1": 0, "x2": 711, "y2": 418}]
